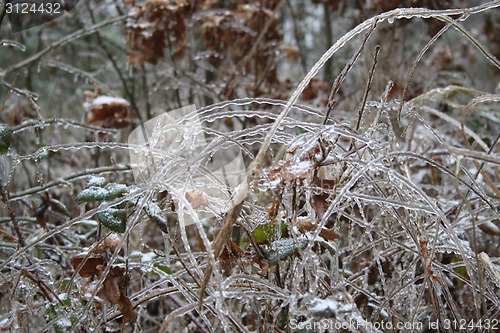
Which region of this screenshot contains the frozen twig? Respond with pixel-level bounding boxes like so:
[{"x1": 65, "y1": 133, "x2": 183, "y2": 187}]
[
  {"x1": 323, "y1": 20, "x2": 378, "y2": 125},
  {"x1": 0, "y1": 179, "x2": 25, "y2": 248},
  {"x1": 1, "y1": 14, "x2": 130, "y2": 78},
  {"x1": 355, "y1": 44, "x2": 380, "y2": 131}
]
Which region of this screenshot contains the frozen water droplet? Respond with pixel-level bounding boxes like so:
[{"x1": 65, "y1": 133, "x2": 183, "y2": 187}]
[{"x1": 388, "y1": 17, "x2": 394, "y2": 24}]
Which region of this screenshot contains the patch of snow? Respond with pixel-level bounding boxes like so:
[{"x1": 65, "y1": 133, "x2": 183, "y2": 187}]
[
  {"x1": 310, "y1": 296, "x2": 355, "y2": 316},
  {"x1": 88, "y1": 176, "x2": 107, "y2": 187},
  {"x1": 141, "y1": 252, "x2": 157, "y2": 263},
  {"x1": 311, "y1": 298, "x2": 339, "y2": 314},
  {"x1": 287, "y1": 160, "x2": 312, "y2": 176},
  {"x1": 57, "y1": 317, "x2": 72, "y2": 328},
  {"x1": 91, "y1": 96, "x2": 129, "y2": 107}
]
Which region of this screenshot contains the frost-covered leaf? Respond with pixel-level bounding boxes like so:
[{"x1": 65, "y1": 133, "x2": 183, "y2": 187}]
[
  {"x1": 76, "y1": 186, "x2": 108, "y2": 203},
  {"x1": 86, "y1": 95, "x2": 131, "y2": 129},
  {"x1": 87, "y1": 176, "x2": 107, "y2": 187},
  {"x1": 76, "y1": 183, "x2": 128, "y2": 203},
  {"x1": 144, "y1": 202, "x2": 168, "y2": 234},
  {"x1": 97, "y1": 208, "x2": 127, "y2": 233},
  {"x1": 103, "y1": 183, "x2": 128, "y2": 200},
  {"x1": 267, "y1": 238, "x2": 308, "y2": 265}
]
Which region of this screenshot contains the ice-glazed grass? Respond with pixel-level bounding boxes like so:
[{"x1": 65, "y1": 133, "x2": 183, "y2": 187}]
[{"x1": 1, "y1": 1, "x2": 500, "y2": 332}]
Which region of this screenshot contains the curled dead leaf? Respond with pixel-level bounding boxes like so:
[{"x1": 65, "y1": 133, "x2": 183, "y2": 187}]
[
  {"x1": 295, "y1": 218, "x2": 340, "y2": 241},
  {"x1": 71, "y1": 254, "x2": 105, "y2": 278},
  {"x1": 85, "y1": 95, "x2": 131, "y2": 129},
  {"x1": 278, "y1": 45, "x2": 300, "y2": 60},
  {"x1": 185, "y1": 190, "x2": 209, "y2": 209},
  {"x1": 98, "y1": 266, "x2": 138, "y2": 323},
  {"x1": 219, "y1": 240, "x2": 244, "y2": 271}
]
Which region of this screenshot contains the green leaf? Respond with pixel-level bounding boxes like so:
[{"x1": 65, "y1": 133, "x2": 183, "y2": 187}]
[
  {"x1": 76, "y1": 186, "x2": 108, "y2": 203},
  {"x1": 450, "y1": 255, "x2": 469, "y2": 280},
  {"x1": 103, "y1": 183, "x2": 128, "y2": 200},
  {"x1": 46, "y1": 294, "x2": 74, "y2": 333},
  {"x1": 59, "y1": 293, "x2": 72, "y2": 307},
  {"x1": 60, "y1": 279, "x2": 70, "y2": 291},
  {"x1": 87, "y1": 176, "x2": 107, "y2": 187},
  {"x1": 98, "y1": 208, "x2": 127, "y2": 233},
  {"x1": 76, "y1": 183, "x2": 128, "y2": 203},
  {"x1": 0, "y1": 123, "x2": 12, "y2": 155},
  {"x1": 153, "y1": 262, "x2": 172, "y2": 274},
  {"x1": 253, "y1": 222, "x2": 286, "y2": 244}
]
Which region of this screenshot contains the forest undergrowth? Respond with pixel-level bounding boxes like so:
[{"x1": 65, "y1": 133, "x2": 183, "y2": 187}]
[{"x1": 0, "y1": 1, "x2": 500, "y2": 332}]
